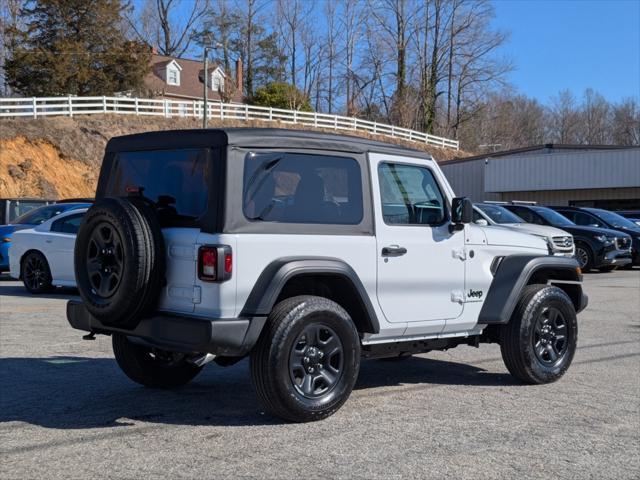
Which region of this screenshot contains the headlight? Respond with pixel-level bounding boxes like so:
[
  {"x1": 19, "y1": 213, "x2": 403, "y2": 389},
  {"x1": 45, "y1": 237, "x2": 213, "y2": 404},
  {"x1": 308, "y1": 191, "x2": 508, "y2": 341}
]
[{"x1": 594, "y1": 235, "x2": 614, "y2": 245}]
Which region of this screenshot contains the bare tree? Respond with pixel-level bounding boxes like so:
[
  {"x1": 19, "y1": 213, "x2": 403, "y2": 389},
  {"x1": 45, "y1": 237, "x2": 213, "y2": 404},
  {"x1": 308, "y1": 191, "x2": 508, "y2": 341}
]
[
  {"x1": 611, "y1": 97, "x2": 640, "y2": 146},
  {"x1": 547, "y1": 89, "x2": 581, "y2": 143},
  {"x1": 341, "y1": 0, "x2": 365, "y2": 116},
  {"x1": 127, "y1": 0, "x2": 208, "y2": 57},
  {"x1": 579, "y1": 88, "x2": 612, "y2": 144}
]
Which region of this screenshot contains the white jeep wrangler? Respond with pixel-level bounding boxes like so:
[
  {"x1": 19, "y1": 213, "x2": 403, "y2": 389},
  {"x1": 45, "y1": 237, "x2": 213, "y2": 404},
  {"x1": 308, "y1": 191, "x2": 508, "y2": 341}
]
[{"x1": 68, "y1": 128, "x2": 587, "y2": 422}]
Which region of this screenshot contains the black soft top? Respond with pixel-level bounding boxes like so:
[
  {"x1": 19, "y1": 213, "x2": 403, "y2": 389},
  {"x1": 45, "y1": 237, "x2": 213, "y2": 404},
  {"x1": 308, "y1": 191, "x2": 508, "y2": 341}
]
[{"x1": 105, "y1": 127, "x2": 433, "y2": 159}]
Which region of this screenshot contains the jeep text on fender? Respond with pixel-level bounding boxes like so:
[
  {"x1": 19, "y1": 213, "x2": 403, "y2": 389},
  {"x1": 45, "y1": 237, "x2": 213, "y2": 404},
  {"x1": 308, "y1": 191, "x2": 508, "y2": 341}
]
[{"x1": 67, "y1": 128, "x2": 588, "y2": 422}]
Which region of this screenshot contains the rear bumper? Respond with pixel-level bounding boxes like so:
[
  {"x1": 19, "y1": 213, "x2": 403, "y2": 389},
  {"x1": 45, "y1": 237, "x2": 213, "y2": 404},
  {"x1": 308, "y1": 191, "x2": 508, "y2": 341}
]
[{"x1": 67, "y1": 300, "x2": 266, "y2": 356}]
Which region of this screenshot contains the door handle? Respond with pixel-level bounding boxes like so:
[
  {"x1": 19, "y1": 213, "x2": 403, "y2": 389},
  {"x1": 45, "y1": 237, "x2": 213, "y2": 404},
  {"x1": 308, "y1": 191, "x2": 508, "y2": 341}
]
[
  {"x1": 382, "y1": 245, "x2": 407, "y2": 257},
  {"x1": 45, "y1": 240, "x2": 52, "y2": 243}
]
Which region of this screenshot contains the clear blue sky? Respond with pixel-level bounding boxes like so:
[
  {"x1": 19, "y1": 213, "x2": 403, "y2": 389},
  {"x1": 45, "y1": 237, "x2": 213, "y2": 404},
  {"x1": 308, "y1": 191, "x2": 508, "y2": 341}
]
[{"x1": 492, "y1": 0, "x2": 640, "y2": 103}]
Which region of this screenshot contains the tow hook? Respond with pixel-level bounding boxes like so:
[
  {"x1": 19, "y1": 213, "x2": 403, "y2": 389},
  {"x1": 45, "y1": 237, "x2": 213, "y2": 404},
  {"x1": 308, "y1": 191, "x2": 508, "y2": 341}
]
[{"x1": 82, "y1": 332, "x2": 96, "y2": 341}]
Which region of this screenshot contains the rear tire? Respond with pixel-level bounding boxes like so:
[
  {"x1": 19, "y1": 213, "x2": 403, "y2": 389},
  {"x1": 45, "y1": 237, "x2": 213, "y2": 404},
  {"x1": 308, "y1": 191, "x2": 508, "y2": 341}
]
[
  {"x1": 21, "y1": 251, "x2": 53, "y2": 293},
  {"x1": 250, "y1": 296, "x2": 361, "y2": 422},
  {"x1": 112, "y1": 334, "x2": 202, "y2": 388},
  {"x1": 500, "y1": 285, "x2": 577, "y2": 384}
]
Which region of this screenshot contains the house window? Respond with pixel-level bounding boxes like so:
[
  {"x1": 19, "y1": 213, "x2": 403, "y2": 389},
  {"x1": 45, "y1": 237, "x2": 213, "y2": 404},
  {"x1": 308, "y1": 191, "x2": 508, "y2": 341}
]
[
  {"x1": 167, "y1": 67, "x2": 180, "y2": 86},
  {"x1": 212, "y1": 71, "x2": 224, "y2": 92}
]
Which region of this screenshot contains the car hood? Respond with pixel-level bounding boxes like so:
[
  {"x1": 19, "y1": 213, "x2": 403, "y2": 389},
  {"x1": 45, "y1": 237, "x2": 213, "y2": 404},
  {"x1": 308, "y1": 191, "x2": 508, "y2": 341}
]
[
  {"x1": 501, "y1": 223, "x2": 572, "y2": 238},
  {"x1": 0, "y1": 224, "x2": 31, "y2": 238},
  {"x1": 481, "y1": 225, "x2": 548, "y2": 251},
  {"x1": 560, "y1": 225, "x2": 630, "y2": 238},
  {"x1": 607, "y1": 226, "x2": 640, "y2": 237}
]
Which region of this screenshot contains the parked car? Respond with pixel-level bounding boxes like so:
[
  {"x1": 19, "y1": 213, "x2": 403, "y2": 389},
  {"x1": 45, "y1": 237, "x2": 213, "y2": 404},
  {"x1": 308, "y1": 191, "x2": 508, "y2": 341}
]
[
  {"x1": 615, "y1": 210, "x2": 640, "y2": 227},
  {"x1": 8, "y1": 207, "x2": 89, "y2": 292},
  {"x1": 502, "y1": 203, "x2": 632, "y2": 272},
  {"x1": 473, "y1": 203, "x2": 575, "y2": 257},
  {"x1": 0, "y1": 202, "x2": 91, "y2": 273},
  {"x1": 66, "y1": 128, "x2": 587, "y2": 422},
  {"x1": 550, "y1": 206, "x2": 640, "y2": 267}
]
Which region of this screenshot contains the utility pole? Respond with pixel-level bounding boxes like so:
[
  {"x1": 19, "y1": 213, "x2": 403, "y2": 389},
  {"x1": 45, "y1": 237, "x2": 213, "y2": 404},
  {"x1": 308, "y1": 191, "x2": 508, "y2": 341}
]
[{"x1": 203, "y1": 44, "x2": 222, "y2": 128}]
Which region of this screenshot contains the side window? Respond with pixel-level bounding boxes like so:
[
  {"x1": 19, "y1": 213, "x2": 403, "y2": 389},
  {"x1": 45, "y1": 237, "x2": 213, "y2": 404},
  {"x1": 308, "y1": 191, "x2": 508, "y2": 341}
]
[
  {"x1": 51, "y1": 213, "x2": 83, "y2": 234},
  {"x1": 573, "y1": 212, "x2": 601, "y2": 227},
  {"x1": 559, "y1": 210, "x2": 576, "y2": 222},
  {"x1": 243, "y1": 152, "x2": 363, "y2": 225},
  {"x1": 378, "y1": 163, "x2": 446, "y2": 226},
  {"x1": 473, "y1": 209, "x2": 483, "y2": 222},
  {"x1": 510, "y1": 207, "x2": 534, "y2": 223}
]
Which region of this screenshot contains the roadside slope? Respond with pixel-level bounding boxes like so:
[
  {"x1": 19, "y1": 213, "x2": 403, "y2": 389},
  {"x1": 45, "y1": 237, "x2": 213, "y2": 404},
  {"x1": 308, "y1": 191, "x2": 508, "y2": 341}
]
[{"x1": 0, "y1": 115, "x2": 465, "y2": 199}]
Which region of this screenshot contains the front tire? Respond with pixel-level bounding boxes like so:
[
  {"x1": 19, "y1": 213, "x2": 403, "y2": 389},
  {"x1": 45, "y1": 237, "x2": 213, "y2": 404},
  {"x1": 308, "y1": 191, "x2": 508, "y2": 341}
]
[
  {"x1": 250, "y1": 296, "x2": 361, "y2": 422},
  {"x1": 575, "y1": 243, "x2": 593, "y2": 272},
  {"x1": 500, "y1": 285, "x2": 577, "y2": 384},
  {"x1": 112, "y1": 334, "x2": 202, "y2": 388},
  {"x1": 21, "y1": 251, "x2": 53, "y2": 293}
]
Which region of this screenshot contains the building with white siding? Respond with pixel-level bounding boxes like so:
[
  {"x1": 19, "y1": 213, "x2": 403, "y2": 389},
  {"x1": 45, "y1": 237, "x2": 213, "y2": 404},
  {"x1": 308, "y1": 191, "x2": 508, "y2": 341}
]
[{"x1": 439, "y1": 144, "x2": 640, "y2": 210}]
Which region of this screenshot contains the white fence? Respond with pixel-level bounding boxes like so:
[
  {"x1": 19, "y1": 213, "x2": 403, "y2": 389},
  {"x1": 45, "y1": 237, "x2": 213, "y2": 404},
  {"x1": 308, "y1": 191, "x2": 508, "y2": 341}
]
[{"x1": 0, "y1": 96, "x2": 459, "y2": 150}]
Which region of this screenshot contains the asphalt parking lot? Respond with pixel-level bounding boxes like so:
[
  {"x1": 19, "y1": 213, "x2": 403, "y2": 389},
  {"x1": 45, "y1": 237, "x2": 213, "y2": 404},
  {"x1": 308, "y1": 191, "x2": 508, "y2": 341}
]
[{"x1": 1, "y1": 270, "x2": 639, "y2": 479}]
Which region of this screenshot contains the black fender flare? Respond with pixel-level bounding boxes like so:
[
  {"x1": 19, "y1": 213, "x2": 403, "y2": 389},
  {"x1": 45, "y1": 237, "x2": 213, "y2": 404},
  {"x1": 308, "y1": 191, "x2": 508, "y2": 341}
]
[
  {"x1": 478, "y1": 255, "x2": 586, "y2": 325},
  {"x1": 240, "y1": 257, "x2": 380, "y2": 334}
]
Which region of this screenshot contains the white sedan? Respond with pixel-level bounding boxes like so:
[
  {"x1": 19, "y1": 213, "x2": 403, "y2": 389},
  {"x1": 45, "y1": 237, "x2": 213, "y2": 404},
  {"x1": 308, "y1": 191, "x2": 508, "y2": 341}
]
[{"x1": 9, "y1": 208, "x2": 88, "y2": 292}]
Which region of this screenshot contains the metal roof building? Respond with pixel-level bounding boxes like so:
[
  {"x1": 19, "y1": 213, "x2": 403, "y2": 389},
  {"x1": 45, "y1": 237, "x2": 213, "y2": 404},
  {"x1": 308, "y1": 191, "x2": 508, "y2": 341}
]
[{"x1": 439, "y1": 144, "x2": 640, "y2": 210}]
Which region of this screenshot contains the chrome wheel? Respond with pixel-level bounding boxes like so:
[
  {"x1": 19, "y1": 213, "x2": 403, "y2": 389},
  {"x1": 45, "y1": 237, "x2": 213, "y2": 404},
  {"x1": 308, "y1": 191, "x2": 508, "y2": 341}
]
[{"x1": 575, "y1": 247, "x2": 589, "y2": 269}]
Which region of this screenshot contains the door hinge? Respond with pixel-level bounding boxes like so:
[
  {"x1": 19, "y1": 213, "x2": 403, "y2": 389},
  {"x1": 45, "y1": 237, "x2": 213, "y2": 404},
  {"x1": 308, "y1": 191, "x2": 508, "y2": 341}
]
[
  {"x1": 452, "y1": 248, "x2": 466, "y2": 261},
  {"x1": 451, "y1": 290, "x2": 464, "y2": 304}
]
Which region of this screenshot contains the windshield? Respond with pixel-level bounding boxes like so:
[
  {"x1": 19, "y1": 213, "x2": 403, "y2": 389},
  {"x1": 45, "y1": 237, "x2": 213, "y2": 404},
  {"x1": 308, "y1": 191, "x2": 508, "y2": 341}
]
[
  {"x1": 587, "y1": 209, "x2": 640, "y2": 230},
  {"x1": 534, "y1": 207, "x2": 575, "y2": 227},
  {"x1": 8, "y1": 200, "x2": 50, "y2": 223},
  {"x1": 13, "y1": 204, "x2": 71, "y2": 225},
  {"x1": 476, "y1": 204, "x2": 524, "y2": 224}
]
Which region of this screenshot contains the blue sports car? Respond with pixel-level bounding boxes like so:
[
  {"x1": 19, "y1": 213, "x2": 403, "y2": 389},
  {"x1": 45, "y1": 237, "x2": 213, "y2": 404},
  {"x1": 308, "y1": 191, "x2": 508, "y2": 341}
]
[{"x1": 0, "y1": 202, "x2": 91, "y2": 272}]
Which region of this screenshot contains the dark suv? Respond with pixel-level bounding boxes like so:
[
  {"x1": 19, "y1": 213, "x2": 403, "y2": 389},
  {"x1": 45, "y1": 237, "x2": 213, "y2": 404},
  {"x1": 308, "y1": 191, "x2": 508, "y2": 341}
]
[
  {"x1": 550, "y1": 206, "x2": 640, "y2": 267},
  {"x1": 502, "y1": 203, "x2": 632, "y2": 272}
]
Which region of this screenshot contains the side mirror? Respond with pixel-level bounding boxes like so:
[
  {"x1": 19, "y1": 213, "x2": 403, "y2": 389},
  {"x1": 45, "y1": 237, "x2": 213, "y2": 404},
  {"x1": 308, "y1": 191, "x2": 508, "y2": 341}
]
[
  {"x1": 450, "y1": 197, "x2": 473, "y2": 232},
  {"x1": 451, "y1": 197, "x2": 473, "y2": 223},
  {"x1": 475, "y1": 218, "x2": 488, "y2": 226}
]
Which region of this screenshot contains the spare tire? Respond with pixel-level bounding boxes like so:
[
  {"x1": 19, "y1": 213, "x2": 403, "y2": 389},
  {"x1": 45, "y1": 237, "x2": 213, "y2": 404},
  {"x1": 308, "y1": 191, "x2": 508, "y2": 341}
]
[{"x1": 74, "y1": 197, "x2": 166, "y2": 328}]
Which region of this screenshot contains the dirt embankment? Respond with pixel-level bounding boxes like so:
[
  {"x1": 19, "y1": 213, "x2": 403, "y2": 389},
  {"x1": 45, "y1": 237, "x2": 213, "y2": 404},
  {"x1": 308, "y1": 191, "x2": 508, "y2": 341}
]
[{"x1": 0, "y1": 115, "x2": 466, "y2": 199}]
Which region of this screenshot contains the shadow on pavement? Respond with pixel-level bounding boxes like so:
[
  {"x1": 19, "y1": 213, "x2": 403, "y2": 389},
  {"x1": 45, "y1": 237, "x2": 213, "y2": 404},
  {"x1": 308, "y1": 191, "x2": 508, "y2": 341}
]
[
  {"x1": 0, "y1": 284, "x2": 79, "y2": 301},
  {"x1": 0, "y1": 354, "x2": 517, "y2": 429}
]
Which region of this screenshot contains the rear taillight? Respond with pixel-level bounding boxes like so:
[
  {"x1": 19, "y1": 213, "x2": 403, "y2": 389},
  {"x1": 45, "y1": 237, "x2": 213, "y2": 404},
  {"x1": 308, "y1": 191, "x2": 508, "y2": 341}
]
[{"x1": 198, "y1": 245, "x2": 232, "y2": 282}]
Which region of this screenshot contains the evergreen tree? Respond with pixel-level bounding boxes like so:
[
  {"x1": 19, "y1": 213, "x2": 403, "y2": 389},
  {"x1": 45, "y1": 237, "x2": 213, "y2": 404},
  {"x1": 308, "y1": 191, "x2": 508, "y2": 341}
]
[{"x1": 6, "y1": 0, "x2": 150, "y2": 96}]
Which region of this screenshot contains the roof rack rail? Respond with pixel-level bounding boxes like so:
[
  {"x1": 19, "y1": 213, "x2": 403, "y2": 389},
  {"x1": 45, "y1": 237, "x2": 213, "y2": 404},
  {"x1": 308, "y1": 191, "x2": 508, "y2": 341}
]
[
  {"x1": 510, "y1": 200, "x2": 538, "y2": 205},
  {"x1": 483, "y1": 201, "x2": 508, "y2": 204},
  {"x1": 57, "y1": 198, "x2": 95, "y2": 203}
]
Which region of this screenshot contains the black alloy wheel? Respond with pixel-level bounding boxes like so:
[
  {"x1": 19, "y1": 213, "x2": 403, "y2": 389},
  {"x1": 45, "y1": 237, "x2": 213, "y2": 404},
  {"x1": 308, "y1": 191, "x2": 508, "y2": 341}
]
[
  {"x1": 22, "y1": 252, "x2": 53, "y2": 293},
  {"x1": 500, "y1": 284, "x2": 578, "y2": 384},
  {"x1": 250, "y1": 295, "x2": 361, "y2": 422},
  {"x1": 86, "y1": 222, "x2": 124, "y2": 299},
  {"x1": 289, "y1": 324, "x2": 344, "y2": 399},
  {"x1": 532, "y1": 306, "x2": 568, "y2": 366}
]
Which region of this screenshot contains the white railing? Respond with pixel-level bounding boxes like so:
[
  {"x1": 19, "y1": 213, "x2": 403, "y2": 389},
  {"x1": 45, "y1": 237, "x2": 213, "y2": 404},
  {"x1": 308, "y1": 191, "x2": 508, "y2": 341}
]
[{"x1": 0, "y1": 96, "x2": 459, "y2": 150}]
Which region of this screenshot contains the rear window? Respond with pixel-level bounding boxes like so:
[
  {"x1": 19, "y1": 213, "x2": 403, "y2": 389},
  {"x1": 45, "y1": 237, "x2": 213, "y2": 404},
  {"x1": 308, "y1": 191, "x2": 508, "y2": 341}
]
[
  {"x1": 243, "y1": 152, "x2": 363, "y2": 225},
  {"x1": 106, "y1": 149, "x2": 210, "y2": 222}
]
